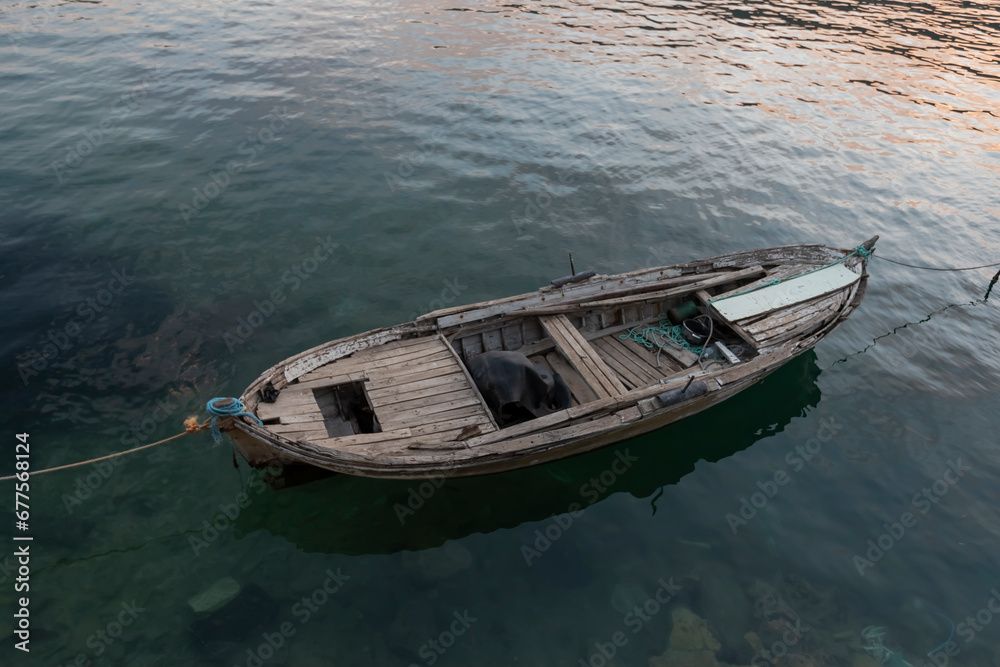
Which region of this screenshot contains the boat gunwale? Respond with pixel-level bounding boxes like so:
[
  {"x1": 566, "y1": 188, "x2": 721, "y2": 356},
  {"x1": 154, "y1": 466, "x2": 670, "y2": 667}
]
[{"x1": 229, "y1": 241, "x2": 871, "y2": 477}]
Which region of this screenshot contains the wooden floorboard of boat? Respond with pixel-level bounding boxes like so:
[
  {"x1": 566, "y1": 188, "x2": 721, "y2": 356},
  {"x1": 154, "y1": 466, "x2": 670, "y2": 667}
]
[
  {"x1": 295, "y1": 349, "x2": 452, "y2": 384},
  {"x1": 531, "y1": 354, "x2": 581, "y2": 407},
  {"x1": 540, "y1": 314, "x2": 626, "y2": 398},
  {"x1": 381, "y1": 405, "x2": 491, "y2": 430},
  {"x1": 384, "y1": 395, "x2": 484, "y2": 421},
  {"x1": 593, "y1": 337, "x2": 661, "y2": 386},
  {"x1": 353, "y1": 336, "x2": 442, "y2": 360},
  {"x1": 258, "y1": 390, "x2": 334, "y2": 421},
  {"x1": 367, "y1": 374, "x2": 469, "y2": 401},
  {"x1": 268, "y1": 419, "x2": 354, "y2": 437},
  {"x1": 366, "y1": 359, "x2": 466, "y2": 387},
  {"x1": 389, "y1": 387, "x2": 478, "y2": 412},
  {"x1": 540, "y1": 352, "x2": 600, "y2": 404},
  {"x1": 590, "y1": 339, "x2": 643, "y2": 389},
  {"x1": 744, "y1": 292, "x2": 843, "y2": 337}
]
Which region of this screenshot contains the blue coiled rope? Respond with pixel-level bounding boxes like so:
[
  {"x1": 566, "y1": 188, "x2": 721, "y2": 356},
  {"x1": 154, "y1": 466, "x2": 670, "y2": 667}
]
[{"x1": 206, "y1": 397, "x2": 263, "y2": 443}]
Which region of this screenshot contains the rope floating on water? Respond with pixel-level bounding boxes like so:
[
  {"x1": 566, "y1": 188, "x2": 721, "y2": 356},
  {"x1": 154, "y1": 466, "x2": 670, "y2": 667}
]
[{"x1": 0, "y1": 397, "x2": 257, "y2": 482}]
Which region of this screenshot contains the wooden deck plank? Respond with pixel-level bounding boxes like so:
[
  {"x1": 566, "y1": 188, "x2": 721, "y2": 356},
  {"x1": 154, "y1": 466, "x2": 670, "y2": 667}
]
[
  {"x1": 287, "y1": 372, "x2": 369, "y2": 392},
  {"x1": 382, "y1": 395, "x2": 484, "y2": 421},
  {"x1": 542, "y1": 352, "x2": 600, "y2": 404},
  {"x1": 367, "y1": 374, "x2": 469, "y2": 400},
  {"x1": 610, "y1": 334, "x2": 684, "y2": 374},
  {"x1": 410, "y1": 416, "x2": 491, "y2": 436},
  {"x1": 351, "y1": 344, "x2": 451, "y2": 367},
  {"x1": 540, "y1": 315, "x2": 627, "y2": 397},
  {"x1": 268, "y1": 419, "x2": 355, "y2": 437},
  {"x1": 541, "y1": 316, "x2": 616, "y2": 396},
  {"x1": 389, "y1": 388, "x2": 478, "y2": 412},
  {"x1": 744, "y1": 292, "x2": 842, "y2": 336},
  {"x1": 532, "y1": 355, "x2": 580, "y2": 407},
  {"x1": 536, "y1": 266, "x2": 766, "y2": 313},
  {"x1": 439, "y1": 333, "x2": 500, "y2": 432},
  {"x1": 608, "y1": 336, "x2": 675, "y2": 378},
  {"x1": 365, "y1": 359, "x2": 466, "y2": 387},
  {"x1": 381, "y1": 405, "x2": 490, "y2": 429},
  {"x1": 370, "y1": 379, "x2": 474, "y2": 408},
  {"x1": 295, "y1": 350, "x2": 452, "y2": 385},
  {"x1": 257, "y1": 390, "x2": 331, "y2": 421},
  {"x1": 352, "y1": 336, "x2": 442, "y2": 359},
  {"x1": 594, "y1": 338, "x2": 660, "y2": 386},
  {"x1": 590, "y1": 339, "x2": 643, "y2": 389}
]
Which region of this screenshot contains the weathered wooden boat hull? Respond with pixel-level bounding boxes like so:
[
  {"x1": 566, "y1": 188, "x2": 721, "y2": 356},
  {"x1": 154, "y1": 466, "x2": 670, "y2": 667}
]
[{"x1": 224, "y1": 240, "x2": 874, "y2": 479}]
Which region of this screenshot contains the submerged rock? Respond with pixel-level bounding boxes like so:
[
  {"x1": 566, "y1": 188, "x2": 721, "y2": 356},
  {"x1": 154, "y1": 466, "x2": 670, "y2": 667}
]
[
  {"x1": 188, "y1": 576, "x2": 241, "y2": 613},
  {"x1": 190, "y1": 584, "x2": 279, "y2": 662},
  {"x1": 697, "y1": 563, "x2": 753, "y2": 661},
  {"x1": 649, "y1": 608, "x2": 751, "y2": 667}
]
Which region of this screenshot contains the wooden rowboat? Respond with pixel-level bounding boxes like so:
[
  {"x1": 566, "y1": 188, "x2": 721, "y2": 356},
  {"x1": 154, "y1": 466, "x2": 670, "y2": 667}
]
[{"x1": 224, "y1": 238, "x2": 877, "y2": 479}]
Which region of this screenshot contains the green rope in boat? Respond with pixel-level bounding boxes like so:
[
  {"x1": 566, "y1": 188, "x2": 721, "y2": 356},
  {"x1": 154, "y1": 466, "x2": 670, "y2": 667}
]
[
  {"x1": 707, "y1": 245, "x2": 874, "y2": 305},
  {"x1": 620, "y1": 319, "x2": 704, "y2": 356},
  {"x1": 618, "y1": 245, "x2": 875, "y2": 359}
]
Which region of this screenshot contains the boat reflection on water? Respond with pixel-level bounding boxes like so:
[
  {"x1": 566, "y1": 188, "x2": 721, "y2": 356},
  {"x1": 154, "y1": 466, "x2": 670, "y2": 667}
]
[{"x1": 232, "y1": 350, "x2": 822, "y2": 556}]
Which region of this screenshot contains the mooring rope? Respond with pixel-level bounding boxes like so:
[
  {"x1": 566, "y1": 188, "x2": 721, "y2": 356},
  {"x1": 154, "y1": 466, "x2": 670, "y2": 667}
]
[
  {"x1": 875, "y1": 255, "x2": 1000, "y2": 272},
  {"x1": 206, "y1": 396, "x2": 262, "y2": 443},
  {"x1": 0, "y1": 418, "x2": 210, "y2": 482},
  {"x1": 0, "y1": 397, "x2": 258, "y2": 482}
]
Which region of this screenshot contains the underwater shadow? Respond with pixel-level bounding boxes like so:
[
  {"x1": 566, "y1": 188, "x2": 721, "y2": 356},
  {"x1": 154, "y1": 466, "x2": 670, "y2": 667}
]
[{"x1": 232, "y1": 351, "x2": 822, "y2": 556}]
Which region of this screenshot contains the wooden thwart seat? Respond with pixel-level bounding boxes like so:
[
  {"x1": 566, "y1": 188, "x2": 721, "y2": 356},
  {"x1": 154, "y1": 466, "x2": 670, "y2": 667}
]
[{"x1": 539, "y1": 315, "x2": 627, "y2": 399}]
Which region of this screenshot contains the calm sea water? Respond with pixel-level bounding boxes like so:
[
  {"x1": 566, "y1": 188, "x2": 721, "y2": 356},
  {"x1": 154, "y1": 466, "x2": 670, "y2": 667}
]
[{"x1": 2, "y1": 0, "x2": 999, "y2": 665}]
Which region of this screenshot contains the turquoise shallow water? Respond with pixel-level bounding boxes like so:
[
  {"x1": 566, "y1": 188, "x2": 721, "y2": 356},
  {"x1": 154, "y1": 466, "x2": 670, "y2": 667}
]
[{"x1": 1, "y1": 0, "x2": 999, "y2": 665}]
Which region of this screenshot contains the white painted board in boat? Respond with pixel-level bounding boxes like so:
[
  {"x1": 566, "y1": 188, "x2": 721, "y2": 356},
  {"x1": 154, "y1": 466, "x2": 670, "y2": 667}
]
[{"x1": 711, "y1": 263, "x2": 860, "y2": 322}]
